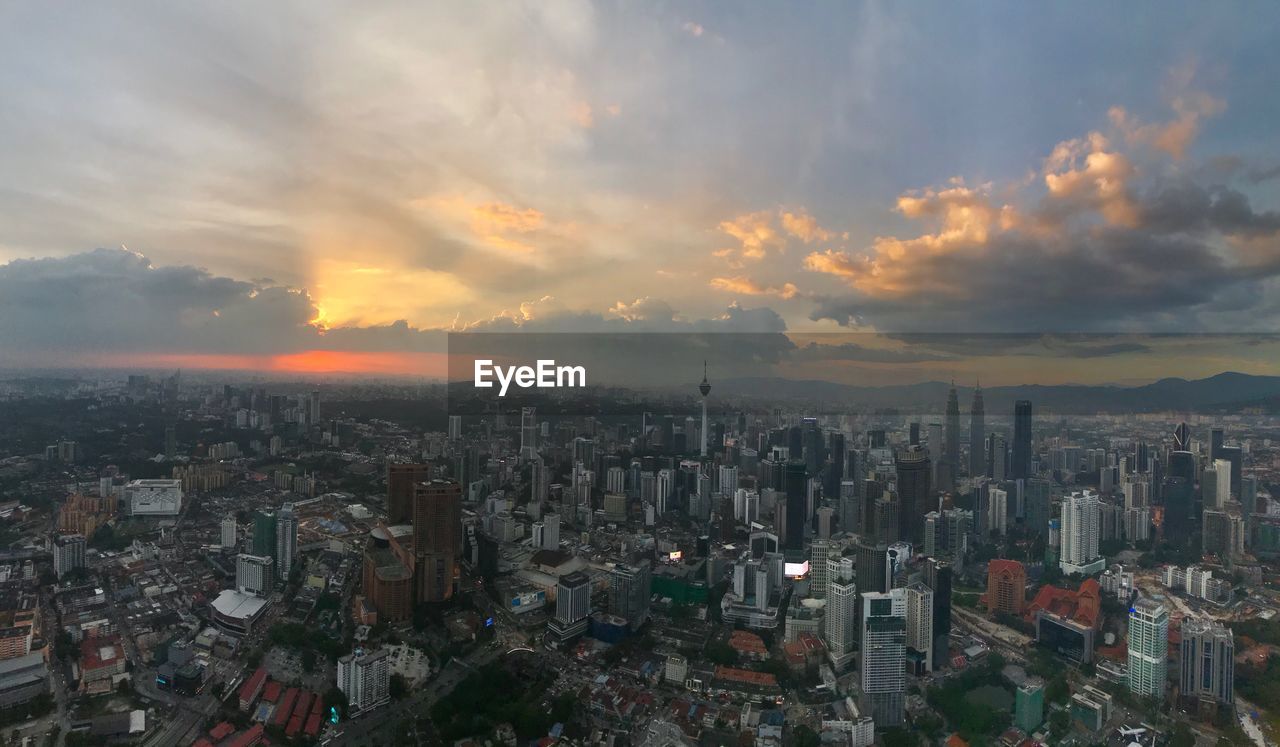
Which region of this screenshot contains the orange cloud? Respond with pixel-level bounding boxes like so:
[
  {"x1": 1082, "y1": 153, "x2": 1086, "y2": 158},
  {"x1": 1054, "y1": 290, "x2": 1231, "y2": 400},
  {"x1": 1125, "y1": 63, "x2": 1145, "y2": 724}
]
[
  {"x1": 571, "y1": 101, "x2": 594, "y2": 128},
  {"x1": 1043, "y1": 132, "x2": 1139, "y2": 226},
  {"x1": 718, "y1": 211, "x2": 785, "y2": 260},
  {"x1": 709, "y1": 276, "x2": 799, "y2": 299},
  {"x1": 780, "y1": 209, "x2": 833, "y2": 243}
]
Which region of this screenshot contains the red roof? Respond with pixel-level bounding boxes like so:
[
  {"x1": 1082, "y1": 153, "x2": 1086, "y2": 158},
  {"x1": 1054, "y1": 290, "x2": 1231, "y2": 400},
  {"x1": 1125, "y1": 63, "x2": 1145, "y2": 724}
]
[
  {"x1": 79, "y1": 636, "x2": 125, "y2": 671},
  {"x1": 209, "y1": 721, "x2": 235, "y2": 740},
  {"x1": 1025, "y1": 578, "x2": 1101, "y2": 629},
  {"x1": 293, "y1": 690, "x2": 313, "y2": 720},
  {"x1": 238, "y1": 667, "x2": 269, "y2": 705},
  {"x1": 273, "y1": 688, "x2": 299, "y2": 727},
  {"x1": 261, "y1": 680, "x2": 282, "y2": 703},
  {"x1": 226, "y1": 724, "x2": 265, "y2": 747},
  {"x1": 305, "y1": 712, "x2": 322, "y2": 736}
]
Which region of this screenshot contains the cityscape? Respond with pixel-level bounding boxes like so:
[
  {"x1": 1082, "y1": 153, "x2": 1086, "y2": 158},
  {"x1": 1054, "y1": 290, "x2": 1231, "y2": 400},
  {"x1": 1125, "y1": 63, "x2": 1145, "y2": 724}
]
[{"x1": 0, "y1": 366, "x2": 1278, "y2": 747}]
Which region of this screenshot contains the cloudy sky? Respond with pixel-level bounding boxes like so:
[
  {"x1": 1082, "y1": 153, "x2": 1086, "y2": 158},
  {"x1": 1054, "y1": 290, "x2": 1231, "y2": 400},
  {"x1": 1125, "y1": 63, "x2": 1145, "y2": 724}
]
[{"x1": 2, "y1": 3, "x2": 1279, "y2": 381}]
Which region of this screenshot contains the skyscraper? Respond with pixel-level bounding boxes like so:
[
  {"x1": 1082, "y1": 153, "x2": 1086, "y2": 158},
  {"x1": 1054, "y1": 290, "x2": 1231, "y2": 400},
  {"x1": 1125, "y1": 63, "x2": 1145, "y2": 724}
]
[
  {"x1": 944, "y1": 384, "x2": 960, "y2": 481},
  {"x1": 251, "y1": 511, "x2": 276, "y2": 559},
  {"x1": 698, "y1": 363, "x2": 711, "y2": 457},
  {"x1": 924, "y1": 558, "x2": 952, "y2": 671},
  {"x1": 825, "y1": 557, "x2": 857, "y2": 670},
  {"x1": 547, "y1": 570, "x2": 591, "y2": 644},
  {"x1": 1015, "y1": 679, "x2": 1046, "y2": 733},
  {"x1": 904, "y1": 583, "x2": 934, "y2": 672},
  {"x1": 52, "y1": 534, "x2": 86, "y2": 578},
  {"x1": 1011, "y1": 400, "x2": 1033, "y2": 479},
  {"x1": 221, "y1": 516, "x2": 237, "y2": 549},
  {"x1": 856, "y1": 540, "x2": 890, "y2": 597},
  {"x1": 1172, "y1": 422, "x2": 1190, "y2": 452},
  {"x1": 387, "y1": 463, "x2": 432, "y2": 525},
  {"x1": 969, "y1": 384, "x2": 985, "y2": 477},
  {"x1": 985, "y1": 559, "x2": 1026, "y2": 615},
  {"x1": 1127, "y1": 597, "x2": 1169, "y2": 699},
  {"x1": 895, "y1": 446, "x2": 932, "y2": 545},
  {"x1": 1180, "y1": 616, "x2": 1234, "y2": 709},
  {"x1": 413, "y1": 479, "x2": 462, "y2": 602},
  {"x1": 609, "y1": 561, "x2": 652, "y2": 631},
  {"x1": 783, "y1": 461, "x2": 808, "y2": 555},
  {"x1": 860, "y1": 588, "x2": 908, "y2": 728},
  {"x1": 520, "y1": 406, "x2": 538, "y2": 461},
  {"x1": 1060, "y1": 490, "x2": 1103, "y2": 574},
  {"x1": 337, "y1": 648, "x2": 390, "y2": 714},
  {"x1": 236, "y1": 553, "x2": 274, "y2": 596},
  {"x1": 276, "y1": 503, "x2": 298, "y2": 579}
]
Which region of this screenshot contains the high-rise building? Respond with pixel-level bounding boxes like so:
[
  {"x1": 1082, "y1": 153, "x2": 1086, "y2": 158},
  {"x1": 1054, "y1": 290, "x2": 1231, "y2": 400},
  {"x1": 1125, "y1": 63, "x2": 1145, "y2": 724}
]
[
  {"x1": 698, "y1": 363, "x2": 711, "y2": 457},
  {"x1": 895, "y1": 446, "x2": 931, "y2": 545},
  {"x1": 547, "y1": 570, "x2": 591, "y2": 644},
  {"x1": 520, "y1": 407, "x2": 538, "y2": 461},
  {"x1": 251, "y1": 511, "x2": 276, "y2": 559},
  {"x1": 1211, "y1": 458, "x2": 1232, "y2": 509},
  {"x1": 220, "y1": 516, "x2": 237, "y2": 549},
  {"x1": 1127, "y1": 597, "x2": 1169, "y2": 699},
  {"x1": 363, "y1": 525, "x2": 415, "y2": 623},
  {"x1": 987, "y1": 432, "x2": 1007, "y2": 480},
  {"x1": 924, "y1": 558, "x2": 952, "y2": 671},
  {"x1": 447, "y1": 415, "x2": 462, "y2": 441},
  {"x1": 969, "y1": 385, "x2": 985, "y2": 477},
  {"x1": 985, "y1": 559, "x2": 1026, "y2": 615},
  {"x1": 1016, "y1": 678, "x2": 1046, "y2": 733},
  {"x1": 387, "y1": 463, "x2": 432, "y2": 525},
  {"x1": 944, "y1": 385, "x2": 961, "y2": 483},
  {"x1": 52, "y1": 534, "x2": 86, "y2": 578},
  {"x1": 860, "y1": 588, "x2": 907, "y2": 728},
  {"x1": 413, "y1": 480, "x2": 462, "y2": 603},
  {"x1": 337, "y1": 648, "x2": 390, "y2": 714},
  {"x1": 1011, "y1": 400, "x2": 1033, "y2": 480},
  {"x1": 1173, "y1": 422, "x2": 1190, "y2": 452},
  {"x1": 164, "y1": 425, "x2": 177, "y2": 459},
  {"x1": 824, "y1": 558, "x2": 857, "y2": 670},
  {"x1": 236, "y1": 554, "x2": 274, "y2": 597},
  {"x1": 308, "y1": 390, "x2": 321, "y2": 425},
  {"x1": 904, "y1": 583, "x2": 934, "y2": 672},
  {"x1": 1060, "y1": 490, "x2": 1104, "y2": 574},
  {"x1": 1180, "y1": 616, "x2": 1234, "y2": 709},
  {"x1": 856, "y1": 541, "x2": 890, "y2": 597},
  {"x1": 1024, "y1": 478, "x2": 1051, "y2": 537},
  {"x1": 783, "y1": 462, "x2": 808, "y2": 555},
  {"x1": 276, "y1": 503, "x2": 298, "y2": 579},
  {"x1": 609, "y1": 561, "x2": 652, "y2": 631}
]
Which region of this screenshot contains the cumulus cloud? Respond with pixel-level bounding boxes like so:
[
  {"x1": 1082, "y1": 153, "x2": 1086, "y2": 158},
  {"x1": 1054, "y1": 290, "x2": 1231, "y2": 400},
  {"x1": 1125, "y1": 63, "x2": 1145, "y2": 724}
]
[{"x1": 804, "y1": 89, "x2": 1280, "y2": 333}]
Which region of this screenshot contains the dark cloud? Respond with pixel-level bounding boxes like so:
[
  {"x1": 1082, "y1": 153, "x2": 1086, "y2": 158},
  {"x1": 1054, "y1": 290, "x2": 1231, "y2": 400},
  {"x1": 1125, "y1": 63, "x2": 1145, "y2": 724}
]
[{"x1": 789, "y1": 340, "x2": 955, "y2": 363}]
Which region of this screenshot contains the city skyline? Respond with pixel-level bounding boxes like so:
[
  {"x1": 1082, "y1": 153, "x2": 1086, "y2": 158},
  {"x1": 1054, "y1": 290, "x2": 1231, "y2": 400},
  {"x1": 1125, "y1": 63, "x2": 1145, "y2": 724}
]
[{"x1": 1, "y1": 4, "x2": 1279, "y2": 376}]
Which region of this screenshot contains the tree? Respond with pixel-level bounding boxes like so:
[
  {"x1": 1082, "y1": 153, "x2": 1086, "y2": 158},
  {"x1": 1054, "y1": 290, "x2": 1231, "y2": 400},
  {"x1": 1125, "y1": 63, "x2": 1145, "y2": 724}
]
[
  {"x1": 881, "y1": 728, "x2": 919, "y2": 747},
  {"x1": 790, "y1": 725, "x2": 820, "y2": 747},
  {"x1": 302, "y1": 648, "x2": 317, "y2": 673},
  {"x1": 1049, "y1": 708, "x2": 1069, "y2": 737},
  {"x1": 1169, "y1": 722, "x2": 1196, "y2": 747},
  {"x1": 390, "y1": 673, "x2": 409, "y2": 700}
]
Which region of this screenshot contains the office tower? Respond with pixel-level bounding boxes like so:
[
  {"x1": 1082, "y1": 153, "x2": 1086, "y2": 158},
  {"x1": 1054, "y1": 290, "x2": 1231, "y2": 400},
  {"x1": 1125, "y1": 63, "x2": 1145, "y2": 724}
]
[
  {"x1": 985, "y1": 432, "x2": 1007, "y2": 481},
  {"x1": 547, "y1": 570, "x2": 591, "y2": 643},
  {"x1": 609, "y1": 561, "x2": 653, "y2": 631},
  {"x1": 276, "y1": 503, "x2": 298, "y2": 579},
  {"x1": 1025, "y1": 478, "x2": 1051, "y2": 536},
  {"x1": 809, "y1": 539, "x2": 838, "y2": 599},
  {"x1": 1219, "y1": 446, "x2": 1242, "y2": 500},
  {"x1": 447, "y1": 415, "x2": 462, "y2": 440},
  {"x1": 856, "y1": 540, "x2": 890, "y2": 597},
  {"x1": 235, "y1": 553, "x2": 274, "y2": 596},
  {"x1": 969, "y1": 384, "x2": 985, "y2": 477},
  {"x1": 1210, "y1": 428, "x2": 1224, "y2": 461},
  {"x1": 221, "y1": 517, "x2": 237, "y2": 549},
  {"x1": 337, "y1": 648, "x2": 390, "y2": 714},
  {"x1": 1180, "y1": 617, "x2": 1234, "y2": 709},
  {"x1": 308, "y1": 390, "x2": 321, "y2": 425},
  {"x1": 541, "y1": 512, "x2": 560, "y2": 550},
  {"x1": 944, "y1": 385, "x2": 960, "y2": 478},
  {"x1": 1162, "y1": 476, "x2": 1194, "y2": 535},
  {"x1": 987, "y1": 486, "x2": 1008, "y2": 536},
  {"x1": 825, "y1": 558, "x2": 857, "y2": 670},
  {"x1": 905, "y1": 583, "x2": 934, "y2": 672},
  {"x1": 838, "y1": 480, "x2": 858, "y2": 535},
  {"x1": 1202, "y1": 507, "x2": 1245, "y2": 560},
  {"x1": 1173, "y1": 422, "x2": 1190, "y2": 452},
  {"x1": 1212, "y1": 458, "x2": 1232, "y2": 509},
  {"x1": 923, "y1": 512, "x2": 943, "y2": 558},
  {"x1": 1202, "y1": 466, "x2": 1220, "y2": 510},
  {"x1": 909, "y1": 422, "x2": 920, "y2": 446},
  {"x1": 862, "y1": 479, "x2": 884, "y2": 539},
  {"x1": 985, "y1": 559, "x2": 1026, "y2": 615},
  {"x1": 924, "y1": 558, "x2": 952, "y2": 671},
  {"x1": 1016, "y1": 679, "x2": 1046, "y2": 733},
  {"x1": 164, "y1": 425, "x2": 176, "y2": 459},
  {"x1": 413, "y1": 480, "x2": 462, "y2": 603},
  {"x1": 895, "y1": 446, "x2": 931, "y2": 545},
  {"x1": 925, "y1": 422, "x2": 943, "y2": 482},
  {"x1": 860, "y1": 588, "x2": 907, "y2": 728},
  {"x1": 520, "y1": 406, "x2": 537, "y2": 461},
  {"x1": 52, "y1": 534, "x2": 86, "y2": 578},
  {"x1": 1127, "y1": 598, "x2": 1169, "y2": 699},
  {"x1": 251, "y1": 511, "x2": 277, "y2": 558},
  {"x1": 872, "y1": 495, "x2": 899, "y2": 545},
  {"x1": 1011, "y1": 400, "x2": 1033, "y2": 479},
  {"x1": 699, "y1": 363, "x2": 711, "y2": 457},
  {"x1": 824, "y1": 432, "x2": 846, "y2": 498},
  {"x1": 817, "y1": 506, "x2": 835, "y2": 540},
  {"x1": 1060, "y1": 490, "x2": 1103, "y2": 574},
  {"x1": 606, "y1": 466, "x2": 626, "y2": 495},
  {"x1": 783, "y1": 462, "x2": 808, "y2": 554},
  {"x1": 387, "y1": 463, "x2": 431, "y2": 525}
]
